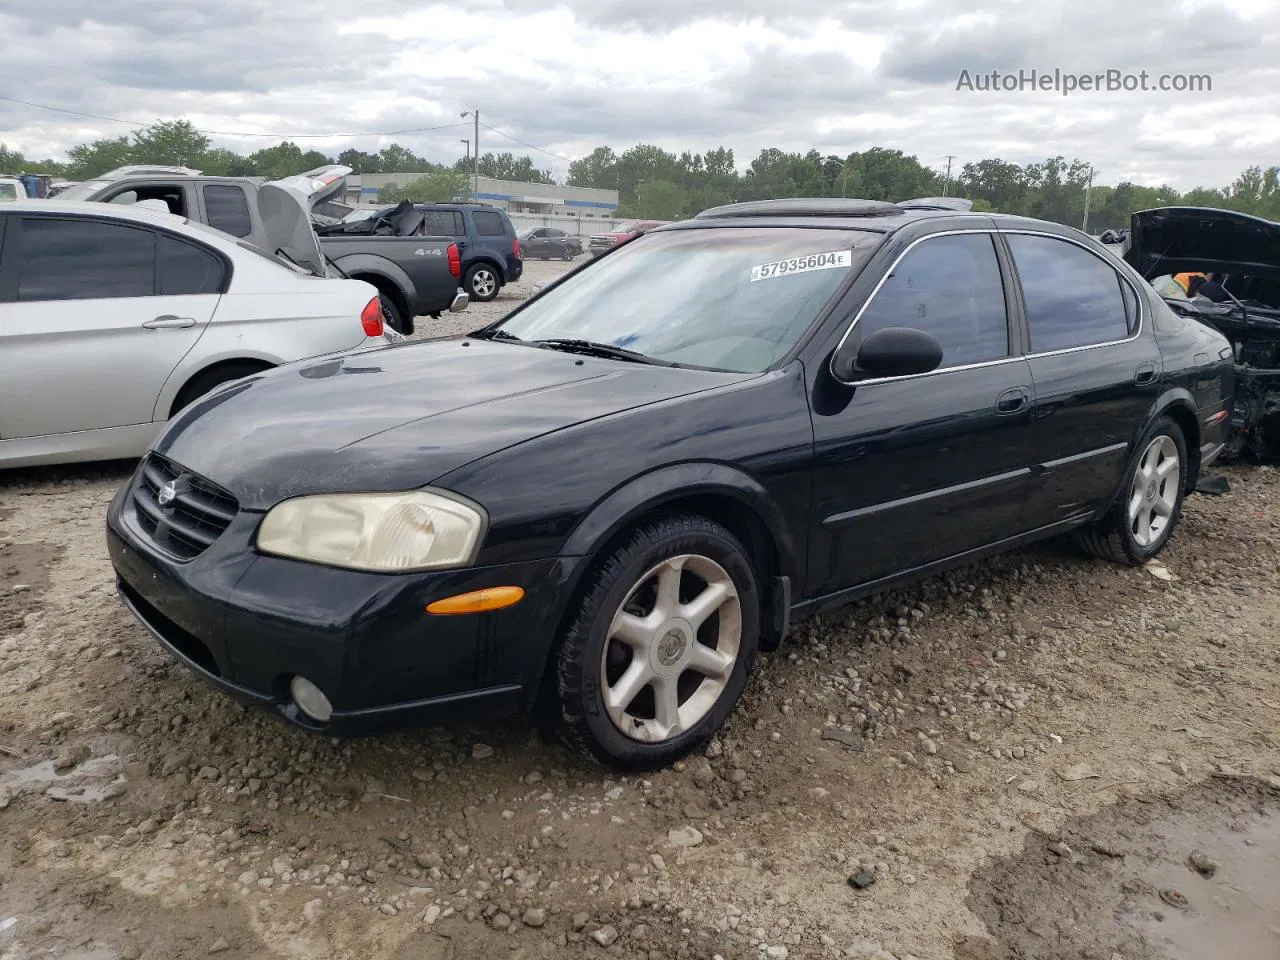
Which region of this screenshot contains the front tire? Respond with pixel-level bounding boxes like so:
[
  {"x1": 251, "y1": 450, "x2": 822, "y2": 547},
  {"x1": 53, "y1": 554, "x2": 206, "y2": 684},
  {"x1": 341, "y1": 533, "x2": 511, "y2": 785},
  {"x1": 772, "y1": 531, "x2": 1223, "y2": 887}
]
[
  {"x1": 465, "y1": 264, "x2": 500, "y2": 302},
  {"x1": 1076, "y1": 415, "x2": 1188, "y2": 564},
  {"x1": 553, "y1": 514, "x2": 760, "y2": 770}
]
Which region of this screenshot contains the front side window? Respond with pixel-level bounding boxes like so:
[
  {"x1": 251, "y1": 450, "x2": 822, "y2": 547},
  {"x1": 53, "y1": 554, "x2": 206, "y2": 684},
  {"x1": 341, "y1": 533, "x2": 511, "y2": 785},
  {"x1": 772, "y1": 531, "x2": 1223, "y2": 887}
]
[
  {"x1": 18, "y1": 217, "x2": 155, "y2": 301},
  {"x1": 497, "y1": 227, "x2": 883, "y2": 373},
  {"x1": 854, "y1": 233, "x2": 1010, "y2": 368},
  {"x1": 1007, "y1": 233, "x2": 1131, "y2": 351}
]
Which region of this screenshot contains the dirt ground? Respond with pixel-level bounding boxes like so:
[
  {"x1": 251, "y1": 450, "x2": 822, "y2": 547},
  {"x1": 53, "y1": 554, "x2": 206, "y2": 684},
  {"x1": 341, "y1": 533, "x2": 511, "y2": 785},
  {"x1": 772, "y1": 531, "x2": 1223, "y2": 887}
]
[{"x1": 3, "y1": 257, "x2": 1280, "y2": 959}]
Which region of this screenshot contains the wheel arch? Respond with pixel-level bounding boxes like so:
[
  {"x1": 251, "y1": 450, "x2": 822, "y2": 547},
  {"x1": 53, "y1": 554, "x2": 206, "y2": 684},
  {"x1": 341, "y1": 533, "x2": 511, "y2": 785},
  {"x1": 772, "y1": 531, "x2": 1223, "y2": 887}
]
[
  {"x1": 1147, "y1": 388, "x2": 1202, "y2": 492},
  {"x1": 526, "y1": 463, "x2": 799, "y2": 712},
  {"x1": 166, "y1": 357, "x2": 276, "y2": 419},
  {"x1": 334, "y1": 258, "x2": 415, "y2": 334},
  {"x1": 467, "y1": 256, "x2": 507, "y2": 284}
]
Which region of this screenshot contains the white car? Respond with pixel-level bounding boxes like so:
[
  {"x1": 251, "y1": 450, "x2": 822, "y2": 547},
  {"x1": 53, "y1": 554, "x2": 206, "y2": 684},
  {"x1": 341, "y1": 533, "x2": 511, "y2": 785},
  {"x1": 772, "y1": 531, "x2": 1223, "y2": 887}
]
[
  {"x1": 0, "y1": 177, "x2": 25, "y2": 203},
  {"x1": 0, "y1": 171, "x2": 400, "y2": 469}
]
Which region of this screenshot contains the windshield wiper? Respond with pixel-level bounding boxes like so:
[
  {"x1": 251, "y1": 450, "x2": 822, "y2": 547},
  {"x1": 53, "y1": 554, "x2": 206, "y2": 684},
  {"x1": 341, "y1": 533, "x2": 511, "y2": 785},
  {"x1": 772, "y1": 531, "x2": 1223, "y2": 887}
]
[
  {"x1": 471, "y1": 328, "x2": 523, "y2": 342},
  {"x1": 531, "y1": 338, "x2": 678, "y2": 367}
]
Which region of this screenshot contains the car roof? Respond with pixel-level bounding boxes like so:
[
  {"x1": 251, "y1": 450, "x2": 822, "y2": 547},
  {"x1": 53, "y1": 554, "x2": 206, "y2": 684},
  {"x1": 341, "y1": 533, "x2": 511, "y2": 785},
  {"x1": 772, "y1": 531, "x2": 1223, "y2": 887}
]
[
  {"x1": 671, "y1": 198, "x2": 1079, "y2": 238},
  {"x1": 0, "y1": 198, "x2": 199, "y2": 226}
]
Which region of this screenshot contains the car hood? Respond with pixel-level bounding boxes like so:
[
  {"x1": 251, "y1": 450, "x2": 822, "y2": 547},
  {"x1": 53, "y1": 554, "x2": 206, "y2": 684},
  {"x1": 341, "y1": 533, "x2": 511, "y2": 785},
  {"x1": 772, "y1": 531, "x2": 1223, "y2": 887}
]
[
  {"x1": 153, "y1": 338, "x2": 750, "y2": 510},
  {"x1": 258, "y1": 164, "x2": 352, "y2": 276},
  {"x1": 1125, "y1": 206, "x2": 1280, "y2": 281}
]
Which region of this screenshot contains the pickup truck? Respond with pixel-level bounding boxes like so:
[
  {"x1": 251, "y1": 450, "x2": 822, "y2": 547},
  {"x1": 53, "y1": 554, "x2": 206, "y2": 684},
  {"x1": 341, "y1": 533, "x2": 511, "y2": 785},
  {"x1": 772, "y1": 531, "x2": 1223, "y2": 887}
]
[{"x1": 57, "y1": 165, "x2": 467, "y2": 335}]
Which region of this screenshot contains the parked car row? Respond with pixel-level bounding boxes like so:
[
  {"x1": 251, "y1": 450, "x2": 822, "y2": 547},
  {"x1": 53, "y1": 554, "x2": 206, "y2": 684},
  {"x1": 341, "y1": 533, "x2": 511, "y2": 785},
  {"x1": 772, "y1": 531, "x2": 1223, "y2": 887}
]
[
  {"x1": 0, "y1": 167, "x2": 446, "y2": 469},
  {"x1": 54, "y1": 165, "x2": 471, "y2": 333},
  {"x1": 99, "y1": 196, "x2": 1233, "y2": 771}
]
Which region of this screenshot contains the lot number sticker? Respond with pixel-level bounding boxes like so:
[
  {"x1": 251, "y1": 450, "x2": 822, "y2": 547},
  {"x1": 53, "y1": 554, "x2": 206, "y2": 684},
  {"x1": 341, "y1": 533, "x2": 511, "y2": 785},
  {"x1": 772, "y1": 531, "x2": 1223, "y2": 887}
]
[{"x1": 750, "y1": 249, "x2": 852, "y2": 282}]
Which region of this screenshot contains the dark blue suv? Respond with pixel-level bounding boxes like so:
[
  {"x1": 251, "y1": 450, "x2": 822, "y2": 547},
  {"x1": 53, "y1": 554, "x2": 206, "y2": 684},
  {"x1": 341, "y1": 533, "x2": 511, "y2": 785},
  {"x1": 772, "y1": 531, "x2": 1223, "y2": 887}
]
[{"x1": 415, "y1": 203, "x2": 523, "y2": 302}]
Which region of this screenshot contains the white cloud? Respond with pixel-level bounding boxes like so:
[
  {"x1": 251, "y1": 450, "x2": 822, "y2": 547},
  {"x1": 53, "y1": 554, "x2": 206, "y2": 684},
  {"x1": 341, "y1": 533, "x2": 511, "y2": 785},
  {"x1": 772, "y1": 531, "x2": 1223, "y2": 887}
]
[{"x1": 1, "y1": 0, "x2": 1277, "y2": 188}]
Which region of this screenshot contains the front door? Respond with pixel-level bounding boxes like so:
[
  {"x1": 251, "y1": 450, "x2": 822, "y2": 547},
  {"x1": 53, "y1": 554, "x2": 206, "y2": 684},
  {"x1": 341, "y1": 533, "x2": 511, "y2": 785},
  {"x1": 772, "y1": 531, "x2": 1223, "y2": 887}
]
[
  {"x1": 807, "y1": 231, "x2": 1036, "y2": 596},
  {"x1": 1000, "y1": 231, "x2": 1164, "y2": 526},
  {"x1": 0, "y1": 215, "x2": 220, "y2": 439}
]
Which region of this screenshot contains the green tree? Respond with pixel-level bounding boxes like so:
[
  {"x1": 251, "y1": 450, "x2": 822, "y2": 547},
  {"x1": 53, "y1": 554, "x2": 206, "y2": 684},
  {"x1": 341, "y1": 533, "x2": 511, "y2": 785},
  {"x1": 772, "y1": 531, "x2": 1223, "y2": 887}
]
[
  {"x1": 338, "y1": 148, "x2": 383, "y2": 174},
  {"x1": 244, "y1": 141, "x2": 334, "y2": 179},
  {"x1": 567, "y1": 146, "x2": 618, "y2": 189},
  {"x1": 381, "y1": 171, "x2": 466, "y2": 203},
  {"x1": 64, "y1": 136, "x2": 134, "y2": 178},
  {"x1": 621, "y1": 180, "x2": 688, "y2": 219},
  {"x1": 129, "y1": 120, "x2": 209, "y2": 167}
]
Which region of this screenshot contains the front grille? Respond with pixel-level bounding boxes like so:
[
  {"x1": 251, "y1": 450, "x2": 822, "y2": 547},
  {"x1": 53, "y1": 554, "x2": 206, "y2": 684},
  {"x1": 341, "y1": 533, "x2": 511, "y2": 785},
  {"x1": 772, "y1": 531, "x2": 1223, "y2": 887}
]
[{"x1": 131, "y1": 454, "x2": 238, "y2": 561}]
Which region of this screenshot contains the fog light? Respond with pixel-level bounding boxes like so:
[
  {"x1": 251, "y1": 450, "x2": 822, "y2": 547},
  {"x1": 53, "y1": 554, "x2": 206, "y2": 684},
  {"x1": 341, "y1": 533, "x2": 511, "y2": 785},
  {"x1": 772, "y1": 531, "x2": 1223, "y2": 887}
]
[{"x1": 290, "y1": 676, "x2": 333, "y2": 723}]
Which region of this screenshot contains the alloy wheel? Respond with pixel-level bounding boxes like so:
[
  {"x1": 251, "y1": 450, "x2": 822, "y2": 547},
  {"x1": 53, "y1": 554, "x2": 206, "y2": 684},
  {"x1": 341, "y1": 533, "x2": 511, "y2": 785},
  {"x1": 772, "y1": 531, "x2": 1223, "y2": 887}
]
[
  {"x1": 471, "y1": 269, "x2": 497, "y2": 298},
  {"x1": 599, "y1": 554, "x2": 742, "y2": 743},
  {"x1": 1128, "y1": 435, "x2": 1180, "y2": 547}
]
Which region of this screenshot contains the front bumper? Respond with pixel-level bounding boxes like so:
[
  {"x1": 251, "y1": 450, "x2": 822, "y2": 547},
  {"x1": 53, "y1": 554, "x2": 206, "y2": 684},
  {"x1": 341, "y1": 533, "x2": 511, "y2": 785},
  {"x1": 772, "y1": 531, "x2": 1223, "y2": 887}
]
[{"x1": 106, "y1": 468, "x2": 574, "y2": 735}]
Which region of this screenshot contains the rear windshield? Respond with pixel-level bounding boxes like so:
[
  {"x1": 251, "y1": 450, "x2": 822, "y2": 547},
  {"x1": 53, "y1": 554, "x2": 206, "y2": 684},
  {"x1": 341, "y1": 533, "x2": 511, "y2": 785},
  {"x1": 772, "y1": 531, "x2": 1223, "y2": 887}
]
[{"x1": 496, "y1": 226, "x2": 883, "y2": 373}]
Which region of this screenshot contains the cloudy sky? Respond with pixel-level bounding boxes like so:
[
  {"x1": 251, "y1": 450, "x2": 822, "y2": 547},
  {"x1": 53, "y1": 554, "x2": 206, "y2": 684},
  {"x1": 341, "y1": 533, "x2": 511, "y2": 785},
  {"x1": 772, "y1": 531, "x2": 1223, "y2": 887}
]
[{"x1": 1, "y1": 0, "x2": 1277, "y2": 189}]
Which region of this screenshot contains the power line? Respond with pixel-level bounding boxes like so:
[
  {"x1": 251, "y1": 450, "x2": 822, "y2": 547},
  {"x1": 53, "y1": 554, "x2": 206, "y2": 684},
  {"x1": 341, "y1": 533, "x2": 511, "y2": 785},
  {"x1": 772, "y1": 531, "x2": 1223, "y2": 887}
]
[
  {"x1": 0, "y1": 95, "x2": 471, "y2": 140},
  {"x1": 477, "y1": 120, "x2": 573, "y2": 164}
]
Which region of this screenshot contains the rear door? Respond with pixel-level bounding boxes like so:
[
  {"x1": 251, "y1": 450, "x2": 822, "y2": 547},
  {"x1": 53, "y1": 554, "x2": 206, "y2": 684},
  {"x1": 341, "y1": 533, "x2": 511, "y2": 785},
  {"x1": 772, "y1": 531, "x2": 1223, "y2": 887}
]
[
  {"x1": 0, "y1": 214, "x2": 224, "y2": 439},
  {"x1": 199, "y1": 182, "x2": 258, "y2": 244},
  {"x1": 471, "y1": 209, "x2": 516, "y2": 275},
  {"x1": 1001, "y1": 229, "x2": 1163, "y2": 526}
]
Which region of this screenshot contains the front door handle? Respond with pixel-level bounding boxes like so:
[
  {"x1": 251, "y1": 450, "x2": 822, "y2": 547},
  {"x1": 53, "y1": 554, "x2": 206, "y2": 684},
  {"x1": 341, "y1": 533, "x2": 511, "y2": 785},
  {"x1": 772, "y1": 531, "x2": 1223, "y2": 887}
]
[
  {"x1": 995, "y1": 387, "x2": 1029, "y2": 415},
  {"x1": 142, "y1": 315, "x2": 197, "y2": 329},
  {"x1": 1134, "y1": 361, "x2": 1158, "y2": 385}
]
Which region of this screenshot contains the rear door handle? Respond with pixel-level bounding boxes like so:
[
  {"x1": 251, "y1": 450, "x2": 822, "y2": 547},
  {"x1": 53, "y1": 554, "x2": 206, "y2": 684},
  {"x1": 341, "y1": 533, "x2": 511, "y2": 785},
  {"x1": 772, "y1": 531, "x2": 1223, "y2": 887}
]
[
  {"x1": 142, "y1": 315, "x2": 197, "y2": 329},
  {"x1": 1134, "y1": 361, "x2": 1158, "y2": 385},
  {"x1": 995, "y1": 387, "x2": 1029, "y2": 415}
]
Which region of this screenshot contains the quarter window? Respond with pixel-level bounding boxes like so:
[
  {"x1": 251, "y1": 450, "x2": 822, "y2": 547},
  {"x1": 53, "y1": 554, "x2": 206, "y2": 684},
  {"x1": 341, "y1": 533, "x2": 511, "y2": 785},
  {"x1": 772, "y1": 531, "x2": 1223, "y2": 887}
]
[
  {"x1": 18, "y1": 218, "x2": 155, "y2": 302},
  {"x1": 1007, "y1": 234, "x2": 1132, "y2": 351},
  {"x1": 203, "y1": 185, "x2": 252, "y2": 238},
  {"x1": 855, "y1": 233, "x2": 1010, "y2": 368},
  {"x1": 473, "y1": 211, "x2": 507, "y2": 237},
  {"x1": 158, "y1": 234, "x2": 228, "y2": 295}
]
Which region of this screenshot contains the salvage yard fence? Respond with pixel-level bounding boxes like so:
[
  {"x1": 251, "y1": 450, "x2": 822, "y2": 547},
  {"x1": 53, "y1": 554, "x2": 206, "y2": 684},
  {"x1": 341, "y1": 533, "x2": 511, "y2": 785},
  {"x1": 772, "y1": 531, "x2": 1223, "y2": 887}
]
[{"x1": 506, "y1": 212, "x2": 629, "y2": 235}]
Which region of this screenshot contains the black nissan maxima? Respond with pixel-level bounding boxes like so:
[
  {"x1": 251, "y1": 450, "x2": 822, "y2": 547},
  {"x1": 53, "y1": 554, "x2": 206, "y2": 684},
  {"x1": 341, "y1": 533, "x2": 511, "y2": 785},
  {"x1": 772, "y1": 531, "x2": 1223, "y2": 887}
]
[{"x1": 107, "y1": 198, "x2": 1234, "y2": 770}]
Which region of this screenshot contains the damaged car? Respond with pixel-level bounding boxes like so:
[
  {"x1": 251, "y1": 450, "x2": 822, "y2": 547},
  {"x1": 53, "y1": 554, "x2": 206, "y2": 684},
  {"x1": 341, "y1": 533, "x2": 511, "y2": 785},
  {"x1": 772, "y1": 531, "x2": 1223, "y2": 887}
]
[{"x1": 1124, "y1": 206, "x2": 1280, "y2": 462}]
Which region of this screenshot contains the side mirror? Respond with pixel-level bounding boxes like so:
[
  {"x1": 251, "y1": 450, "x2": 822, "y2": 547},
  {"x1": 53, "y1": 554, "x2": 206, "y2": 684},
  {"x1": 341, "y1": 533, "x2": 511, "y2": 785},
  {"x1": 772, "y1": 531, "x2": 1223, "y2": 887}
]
[{"x1": 831, "y1": 326, "x2": 944, "y2": 382}]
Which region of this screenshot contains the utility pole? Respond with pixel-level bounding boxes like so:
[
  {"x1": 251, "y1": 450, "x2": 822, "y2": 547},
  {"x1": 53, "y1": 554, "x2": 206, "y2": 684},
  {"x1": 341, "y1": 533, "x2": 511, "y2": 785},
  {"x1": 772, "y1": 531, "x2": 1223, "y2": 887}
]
[
  {"x1": 942, "y1": 155, "x2": 956, "y2": 196},
  {"x1": 461, "y1": 110, "x2": 480, "y2": 198},
  {"x1": 1081, "y1": 164, "x2": 1094, "y2": 233}
]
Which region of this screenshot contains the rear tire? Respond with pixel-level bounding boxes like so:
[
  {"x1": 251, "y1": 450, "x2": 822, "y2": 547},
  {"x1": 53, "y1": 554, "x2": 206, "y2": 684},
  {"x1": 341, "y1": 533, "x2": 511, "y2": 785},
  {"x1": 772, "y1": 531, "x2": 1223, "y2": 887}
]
[
  {"x1": 170, "y1": 362, "x2": 271, "y2": 418},
  {"x1": 379, "y1": 294, "x2": 407, "y2": 335},
  {"x1": 553, "y1": 514, "x2": 760, "y2": 771},
  {"x1": 465, "y1": 264, "x2": 501, "y2": 302},
  {"x1": 1076, "y1": 416, "x2": 1188, "y2": 564}
]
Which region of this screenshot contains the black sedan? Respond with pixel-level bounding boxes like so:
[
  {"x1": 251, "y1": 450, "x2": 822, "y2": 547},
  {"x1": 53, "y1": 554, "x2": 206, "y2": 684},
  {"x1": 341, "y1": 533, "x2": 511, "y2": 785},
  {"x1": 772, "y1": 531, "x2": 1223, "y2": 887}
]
[
  {"x1": 106, "y1": 198, "x2": 1233, "y2": 770},
  {"x1": 519, "y1": 227, "x2": 582, "y2": 260}
]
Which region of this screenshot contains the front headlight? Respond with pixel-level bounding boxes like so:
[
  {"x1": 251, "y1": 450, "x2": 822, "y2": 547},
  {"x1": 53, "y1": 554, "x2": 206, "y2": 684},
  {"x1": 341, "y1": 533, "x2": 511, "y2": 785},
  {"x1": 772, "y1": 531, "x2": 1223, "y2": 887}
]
[{"x1": 256, "y1": 489, "x2": 486, "y2": 572}]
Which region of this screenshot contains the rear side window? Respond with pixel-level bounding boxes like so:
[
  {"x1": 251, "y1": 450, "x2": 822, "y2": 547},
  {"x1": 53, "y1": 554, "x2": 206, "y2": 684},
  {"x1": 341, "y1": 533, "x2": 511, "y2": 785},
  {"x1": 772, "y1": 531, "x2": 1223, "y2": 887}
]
[
  {"x1": 158, "y1": 234, "x2": 228, "y2": 295},
  {"x1": 472, "y1": 210, "x2": 507, "y2": 237},
  {"x1": 1119, "y1": 275, "x2": 1140, "y2": 334},
  {"x1": 422, "y1": 211, "x2": 464, "y2": 236},
  {"x1": 855, "y1": 233, "x2": 1010, "y2": 368},
  {"x1": 1007, "y1": 234, "x2": 1131, "y2": 351},
  {"x1": 203, "y1": 185, "x2": 252, "y2": 238},
  {"x1": 18, "y1": 217, "x2": 155, "y2": 301}
]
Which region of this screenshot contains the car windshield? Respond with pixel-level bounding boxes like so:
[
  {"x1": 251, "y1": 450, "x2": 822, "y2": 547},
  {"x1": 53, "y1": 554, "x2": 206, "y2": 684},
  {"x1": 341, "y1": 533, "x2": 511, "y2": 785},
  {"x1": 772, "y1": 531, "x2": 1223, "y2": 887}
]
[
  {"x1": 0, "y1": 182, "x2": 21, "y2": 201},
  {"x1": 54, "y1": 179, "x2": 113, "y2": 201},
  {"x1": 495, "y1": 226, "x2": 883, "y2": 373},
  {"x1": 610, "y1": 222, "x2": 639, "y2": 234}
]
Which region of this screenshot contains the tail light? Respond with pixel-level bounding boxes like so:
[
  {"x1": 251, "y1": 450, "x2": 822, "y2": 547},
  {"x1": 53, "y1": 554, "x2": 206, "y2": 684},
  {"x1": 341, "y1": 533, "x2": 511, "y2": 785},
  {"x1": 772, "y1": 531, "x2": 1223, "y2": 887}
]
[
  {"x1": 513, "y1": 237, "x2": 521, "y2": 259},
  {"x1": 361, "y1": 296, "x2": 384, "y2": 338},
  {"x1": 448, "y1": 243, "x2": 461, "y2": 280}
]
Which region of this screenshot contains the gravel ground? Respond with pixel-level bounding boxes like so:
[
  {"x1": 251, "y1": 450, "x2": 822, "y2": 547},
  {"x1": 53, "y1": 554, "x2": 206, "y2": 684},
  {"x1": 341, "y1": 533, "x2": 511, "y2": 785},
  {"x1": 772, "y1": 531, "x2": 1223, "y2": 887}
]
[{"x1": 3, "y1": 265, "x2": 1280, "y2": 959}]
